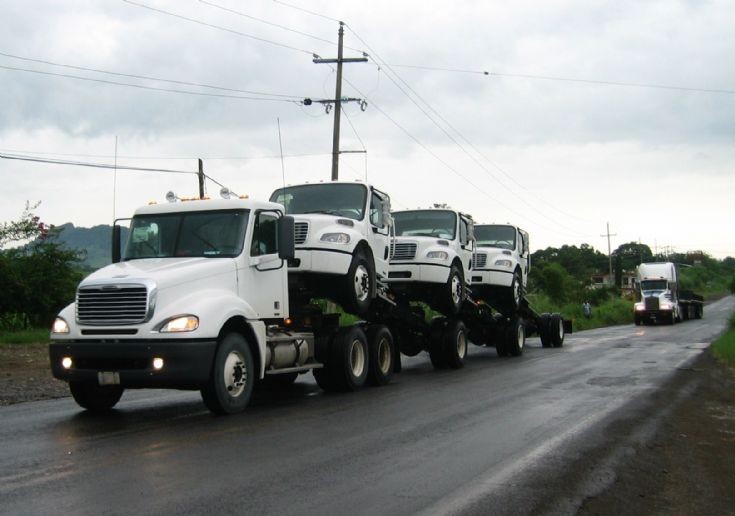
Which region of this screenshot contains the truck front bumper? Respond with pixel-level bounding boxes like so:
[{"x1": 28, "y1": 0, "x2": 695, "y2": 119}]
[
  {"x1": 387, "y1": 262, "x2": 450, "y2": 284},
  {"x1": 470, "y1": 268, "x2": 514, "y2": 287},
  {"x1": 49, "y1": 338, "x2": 217, "y2": 390},
  {"x1": 289, "y1": 248, "x2": 353, "y2": 275}
]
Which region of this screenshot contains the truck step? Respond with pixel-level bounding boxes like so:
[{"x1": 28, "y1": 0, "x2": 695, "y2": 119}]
[{"x1": 265, "y1": 361, "x2": 323, "y2": 375}]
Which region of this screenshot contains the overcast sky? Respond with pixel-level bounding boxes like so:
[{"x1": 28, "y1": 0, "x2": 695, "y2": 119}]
[{"x1": 2, "y1": 0, "x2": 734, "y2": 258}]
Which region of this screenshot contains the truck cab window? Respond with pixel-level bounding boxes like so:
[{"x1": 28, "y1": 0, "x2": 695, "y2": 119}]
[
  {"x1": 370, "y1": 193, "x2": 384, "y2": 228},
  {"x1": 459, "y1": 219, "x2": 468, "y2": 245},
  {"x1": 251, "y1": 212, "x2": 279, "y2": 256}
]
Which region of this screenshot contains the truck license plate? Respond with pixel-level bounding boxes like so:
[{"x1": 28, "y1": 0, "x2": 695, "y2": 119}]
[{"x1": 98, "y1": 372, "x2": 120, "y2": 386}]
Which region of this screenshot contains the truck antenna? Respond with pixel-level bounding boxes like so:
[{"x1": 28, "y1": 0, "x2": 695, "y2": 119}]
[{"x1": 277, "y1": 117, "x2": 287, "y2": 213}]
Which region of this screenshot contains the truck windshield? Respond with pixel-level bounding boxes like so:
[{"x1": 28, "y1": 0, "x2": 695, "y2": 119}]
[
  {"x1": 393, "y1": 210, "x2": 456, "y2": 239},
  {"x1": 124, "y1": 209, "x2": 249, "y2": 260},
  {"x1": 640, "y1": 279, "x2": 667, "y2": 292},
  {"x1": 269, "y1": 183, "x2": 367, "y2": 221},
  {"x1": 474, "y1": 225, "x2": 516, "y2": 250}
]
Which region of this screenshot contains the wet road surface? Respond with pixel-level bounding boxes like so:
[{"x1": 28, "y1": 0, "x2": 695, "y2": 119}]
[{"x1": 1, "y1": 297, "x2": 732, "y2": 515}]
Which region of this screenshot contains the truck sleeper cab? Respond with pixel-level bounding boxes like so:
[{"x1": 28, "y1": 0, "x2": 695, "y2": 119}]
[
  {"x1": 269, "y1": 182, "x2": 392, "y2": 316},
  {"x1": 470, "y1": 224, "x2": 529, "y2": 316},
  {"x1": 386, "y1": 208, "x2": 474, "y2": 315}
]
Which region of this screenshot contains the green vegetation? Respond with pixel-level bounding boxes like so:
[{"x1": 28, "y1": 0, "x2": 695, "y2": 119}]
[
  {"x1": 712, "y1": 313, "x2": 735, "y2": 366},
  {"x1": 0, "y1": 328, "x2": 50, "y2": 345},
  {"x1": 526, "y1": 293, "x2": 632, "y2": 331}
]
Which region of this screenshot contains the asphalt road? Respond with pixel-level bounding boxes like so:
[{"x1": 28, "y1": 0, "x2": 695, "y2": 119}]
[{"x1": 1, "y1": 297, "x2": 733, "y2": 516}]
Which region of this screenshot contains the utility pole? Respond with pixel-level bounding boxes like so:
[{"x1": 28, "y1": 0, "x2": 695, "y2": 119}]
[
  {"x1": 313, "y1": 22, "x2": 368, "y2": 181},
  {"x1": 198, "y1": 159, "x2": 205, "y2": 199},
  {"x1": 601, "y1": 222, "x2": 617, "y2": 286}
]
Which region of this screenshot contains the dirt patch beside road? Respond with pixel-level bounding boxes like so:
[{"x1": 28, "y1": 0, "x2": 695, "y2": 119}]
[
  {"x1": 0, "y1": 342, "x2": 68, "y2": 405},
  {"x1": 577, "y1": 351, "x2": 735, "y2": 515}
]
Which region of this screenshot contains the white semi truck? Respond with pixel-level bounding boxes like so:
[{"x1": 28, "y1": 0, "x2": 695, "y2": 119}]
[
  {"x1": 49, "y1": 195, "x2": 570, "y2": 415},
  {"x1": 633, "y1": 262, "x2": 703, "y2": 325}
]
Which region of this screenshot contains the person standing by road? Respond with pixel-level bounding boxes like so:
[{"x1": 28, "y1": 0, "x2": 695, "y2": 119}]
[{"x1": 583, "y1": 301, "x2": 592, "y2": 319}]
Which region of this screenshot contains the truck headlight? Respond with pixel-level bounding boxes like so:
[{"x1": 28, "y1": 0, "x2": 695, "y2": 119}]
[
  {"x1": 158, "y1": 315, "x2": 199, "y2": 333},
  {"x1": 426, "y1": 251, "x2": 449, "y2": 260},
  {"x1": 320, "y1": 233, "x2": 351, "y2": 244},
  {"x1": 494, "y1": 259, "x2": 512, "y2": 267},
  {"x1": 660, "y1": 303, "x2": 672, "y2": 310},
  {"x1": 52, "y1": 317, "x2": 70, "y2": 334},
  {"x1": 635, "y1": 304, "x2": 645, "y2": 311}
]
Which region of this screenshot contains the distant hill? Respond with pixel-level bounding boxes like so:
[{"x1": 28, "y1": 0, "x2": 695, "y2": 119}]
[{"x1": 53, "y1": 223, "x2": 128, "y2": 270}]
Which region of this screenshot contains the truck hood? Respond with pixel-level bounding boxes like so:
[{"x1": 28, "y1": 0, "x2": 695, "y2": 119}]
[{"x1": 80, "y1": 257, "x2": 237, "y2": 292}]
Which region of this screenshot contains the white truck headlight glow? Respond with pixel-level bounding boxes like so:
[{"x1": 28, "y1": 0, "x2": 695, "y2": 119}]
[
  {"x1": 660, "y1": 303, "x2": 672, "y2": 310},
  {"x1": 320, "y1": 232, "x2": 351, "y2": 244},
  {"x1": 52, "y1": 317, "x2": 70, "y2": 334},
  {"x1": 635, "y1": 304, "x2": 645, "y2": 311},
  {"x1": 426, "y1": 251, "x2": 449, "y2": 260},
  {"x1": 159, "y1": 315, "x2": 199, "y2": 333},
  {"x1": 494, "y1": 259, "x2": 512, "y2": 267},
  {"x1": 61, "y1": 357, "x2": 73, "y2": 369},
  {"x1": 153, "y1": 357, "x2": 165, "y2": 370}
]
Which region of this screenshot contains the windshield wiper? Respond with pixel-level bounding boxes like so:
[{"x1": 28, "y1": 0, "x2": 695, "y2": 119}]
[{"x1": 302, "y1": 209, "x2": 340, "y2": 215}]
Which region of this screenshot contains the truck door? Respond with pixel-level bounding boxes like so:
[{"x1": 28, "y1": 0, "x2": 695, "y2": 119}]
[
  {"x1": 518, "y1": 228, "x2": 530, "y2": 282},
  {"x1": 458, "y1": 216, "x2": 474, "y2": 279},
  {"x1": 238, "y1": 210, "x2": 288, "y2": 319},
  {"x1": 367, "y1": 190, "x2": 391, "y2": 280}
]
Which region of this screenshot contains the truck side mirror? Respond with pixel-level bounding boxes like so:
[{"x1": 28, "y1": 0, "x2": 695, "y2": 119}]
[
  {"x1": 278, "y1": 215, "x2": 295, "y2": 260},
  {"x1": 112, "y1": 225, "x2": 122, "y2": 263}
]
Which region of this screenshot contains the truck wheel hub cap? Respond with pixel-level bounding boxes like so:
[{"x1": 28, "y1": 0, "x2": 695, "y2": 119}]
[
  {"x1": 354, "y1": 265, "x2": 370, "y2": 302},
  {"x1": 451, "y1": 276, "x2": 462, "y2": 304},
  {"x1": 349, "y1": 339, "x2": 366, "y2": 376},
  {"x1": 456, "y1": 331, "x2": 467, "y2": 357},
  {"x1": 224, "y1": 351, "x2": 246, "y2": 397},
  {"x1": 378, "y1": 338, "x2": 391, "y2": 374}
]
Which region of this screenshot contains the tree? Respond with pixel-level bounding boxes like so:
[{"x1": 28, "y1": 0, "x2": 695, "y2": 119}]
[{"x1": 0, "y1": 203, "x2": 82, "y2": 329}]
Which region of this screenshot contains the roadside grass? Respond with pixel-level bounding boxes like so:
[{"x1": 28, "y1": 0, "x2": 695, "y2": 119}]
[
  {"x1": 0, "y1": 328, "x2": 50, "y2": 345},
  {"x1": 712, "y1": 313, "x2": 735, "y2": 367}
]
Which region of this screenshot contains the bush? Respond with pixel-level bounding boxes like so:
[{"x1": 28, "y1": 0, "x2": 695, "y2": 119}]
[{"x1": 712, "y1": 313, "x2": 735, "y2": 366}]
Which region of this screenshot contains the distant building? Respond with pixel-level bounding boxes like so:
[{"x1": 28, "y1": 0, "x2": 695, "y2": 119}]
[{"x1": 590, "y1": 271, "x2": 637, "y2": 294}]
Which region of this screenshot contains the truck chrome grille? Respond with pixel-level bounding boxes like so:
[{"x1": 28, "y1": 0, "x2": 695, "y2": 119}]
[
  {"x1": 644, "y1": 297, "x2": 659, "y2": 311},
  {"x1": 76, "y1": 284, "x2": 149, "y2": 325},
  {"x1": 294, "y1": 222, "x2": 309, "y2": 245},
  {"x1": 472, "y1": 253, "x2": 487, "y2": 269},
  {"x1": 391, "y1": 242, "x2": 417, "y2": 260}
]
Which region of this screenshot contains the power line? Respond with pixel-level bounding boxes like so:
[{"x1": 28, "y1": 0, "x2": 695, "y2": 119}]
[
  {"x1": 270, "y1": 0, "x2": 342, "y2": 23},
  {"x1": 121, "y1": 0, "x2": 319, "y2": 58},
  {"x1": 387, "y1": 63, "x2": 735, "y2": 95},
  {"x1": 198, "y1": 0, "x2": 365, "y2": 54},
  {"x1": 0, "y1": 148, "x2": 331, "y2": 161},
  {"x1": 0, "y1": 64, "x2": 300, "y2": 103},
  {"x1": 0, "y1": 152, "x2": 196, "y2": 174},
  {"x1": 344, "y1": 26, "x2": 595, "y2": 237},
  {"x1": 0, "y1": 50, "x2": 303, "y2": 99}
]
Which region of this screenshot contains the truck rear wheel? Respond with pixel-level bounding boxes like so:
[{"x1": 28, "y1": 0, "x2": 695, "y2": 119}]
[
  {"x1": 366, "y1": 325, "x2": 394, "y2": 386},
  {"x1": 429, "y1": 318, "x2": 448, "y2": 369},
  {"x1": 315, "y1": 326, "x2": 369, "y2": 392},
  {"x1": 550, "y1": 313, "x2": 565, "y2": 348},
  {"x1": 201, "y1": 333, "x2": 255, "y2": 415},
  {"x1": 341, "y1": 249, "x2": 375, "y2": 316},
  {"x1": 539, "y1": 313, "x2": 552, "y2": 348},
  {"x1": 505, "y1": 318, "x2": 525, "y2": 357},
  {"x1": 442, "y1": 320, "x2": 468, "y2": 369},
  {"x1": 69, "y1": 382, "x2": 124, "y2": 412}
]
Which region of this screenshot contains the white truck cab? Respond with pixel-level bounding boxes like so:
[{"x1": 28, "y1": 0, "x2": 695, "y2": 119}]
[
  {"x1": 386, "y1": 208, "x2": 474, "y2": 315},
  {"x1": 269, "y1": 182, "x2": 392, "y2": 315},
  {"x1": 471, "y1": 224, "x2": 530, "y2": 315}
]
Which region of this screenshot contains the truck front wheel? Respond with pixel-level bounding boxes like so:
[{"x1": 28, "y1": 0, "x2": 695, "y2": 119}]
[
  {"x1": 69, "y1": 382, "x2": 123, "y2": 412},
  {"x1": 342, "y1": 249, "x2": 375, "y2": 316},
  {"x1": 201, "y1": 333, "x2": 255, "y2": 415},
  {"x1": 440, "y1": 265, "x2": 465, "y2": 316}
]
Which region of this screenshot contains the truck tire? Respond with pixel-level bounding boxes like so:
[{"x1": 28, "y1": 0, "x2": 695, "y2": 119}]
[
  {"x1": 442, "y1": 320, "x2": 468, "y2": 369},
  {"x1": 366, "y1": 325, "x2": 394, "y2": 386},
  {"x1": 695, "y1": 306, "x2": 703, "y2": 319},
  {"x1": 429, "y1": 318, "x2": 448, "y2": 369},
  {"x1": 505, "y1": 317, "x2": 525, "y2": 357},
  {"x1": 634, "y1": 314, "x2": 642, "y2": 326},
  {"x1": 550, "y1": 313, "x2": 565, "y2": 348},
  {"x1": 341, "y1": 249, "x2": 375, "y2": 316},
  {"x1": 495, "y1": 339, "x2": 509, "y2": 357},
  {"x1": 201, "y1": 333, "x2": 255, "y2": 415},
  {"x1": 69, "y1": 382, "x2": 124, "y2": 412},
  {"x1": 325, "y1": 326, "x2": 369, "y2": 391},
  {"x1": 539, "y1": 313, "x2": 552, "y2": 348},
  {"x1": 440, "y1": 264, "x2": 465, "y2": 316},
  {"x1": 509, "y1": 270, "x2": 522, "y2": 310}
]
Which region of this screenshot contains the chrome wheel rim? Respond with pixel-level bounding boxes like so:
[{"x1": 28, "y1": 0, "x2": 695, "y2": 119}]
[
  {"x1": 451, "y1": 275, "x2": 462, "y2": 305},
  {"x1": 377, "y1": 337, "x2": 391, "y2": 374},
  {"x1": 557, "y1": 319, "x2": 564, "y2": 341},
  {"x1": 349, "y1": 339, "x2": 366, "y2": 377},
  {"x1": 513, "y1": 277, "x2": 521, "y2": 305},
  {"x1": 456, "y1": 329, "x2": 467, "y2": 358},
  {"x1": 224, "y1": 350, "x2": 247, "y2": 398},
  {"x1": 518, "y1": 324, "x2": 525, "y2": 350},
  {"x1": 354, "y1": 265, "x2": 370, "y2": 302}
]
